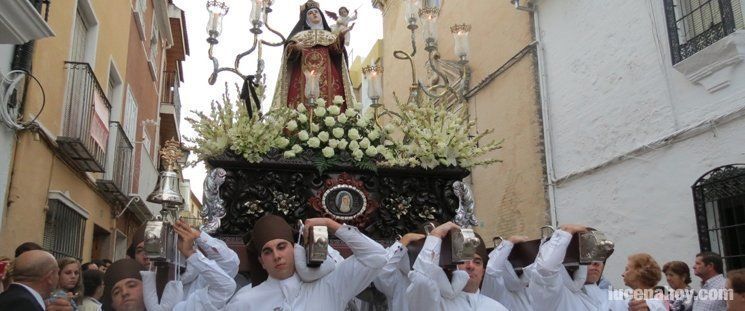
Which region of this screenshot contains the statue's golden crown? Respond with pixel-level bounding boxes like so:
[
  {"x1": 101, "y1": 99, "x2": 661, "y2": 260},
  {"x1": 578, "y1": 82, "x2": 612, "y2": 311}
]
[{"x1": 300, "y1": 0, "x2": 320, "y2": 12}]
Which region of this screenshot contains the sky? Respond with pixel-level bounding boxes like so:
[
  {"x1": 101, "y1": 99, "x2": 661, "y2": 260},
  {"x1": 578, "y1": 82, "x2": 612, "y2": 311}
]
[{"x1": 172, "y1": 0, "x2": 383, "y2": 201}]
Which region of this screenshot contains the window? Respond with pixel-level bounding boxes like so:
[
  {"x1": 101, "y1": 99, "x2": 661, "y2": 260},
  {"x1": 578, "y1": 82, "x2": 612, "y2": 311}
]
[
  {"x1": 148, "y1": 15, "x2": 160, "y2": 77},
  {"x1": 663, "y1": 0, "x2": 744, "y2": 64},
  {"x1": 123, "y1": 86, "x2": 138, "y2": 142},
  {"x1": 107, "y1": 62, "x2": 123, "y2": 121},
  {"x1": 70, "y1": 0, "x2": 99, "y2": 66},
  {"x1": 133, "y1": 0, "x2": 148, "y2": 40},
  {"x1": 113, "y1": 230, "x2": 128, "y2": 260},
  {"x1": 692, "y1": 164, "x2": 745, "y2": 272},
  {"x1": 43, "y1": 192, "x2": 89, "y2": 260}
]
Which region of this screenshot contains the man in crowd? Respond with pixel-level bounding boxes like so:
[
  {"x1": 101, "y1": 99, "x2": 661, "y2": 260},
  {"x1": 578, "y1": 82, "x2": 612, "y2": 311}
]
[
  {"x1": 692, "y1": 251, "x2": 727, "y2": 310},
  {"x1": 15, "y1": 242, "x2": 43, "y2": 258},
  {"x1": 81, "y1": 262, "x2": 98, "y2": 271},
  {"x1": 0, "y1": 249, "x2": 73, "y2": 311},
  {"x1": 103, "y1": 259, "x2": 146, "y2": 311},
  {"x1": 407, "y1": 221, "x2": 508, "y2": 310},
  {"x1": 227, "y1": 214, "x2": 387, "y2": 310},
  {"x1": 127, "y1": 225, "x2": 150, "y2": 268},
  {"x1": 726, "y1": 268, "x2": 745, "y2": 311}
]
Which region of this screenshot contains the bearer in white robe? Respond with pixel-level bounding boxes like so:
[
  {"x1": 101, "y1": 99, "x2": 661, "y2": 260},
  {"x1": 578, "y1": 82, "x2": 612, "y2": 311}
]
[
  {"x1": 226, "y1": 214, "x2": 387, "y2": 311},
  {"x1": 527, "y1": 224, "x2": 665, "y2": 311},
  {"x1": 482, "y1": 236, "x2": 534, "y2": 311},
  {"x1": 141, "y1": 220, "x2": 237, "y2": 311},
  {"x1": 406, "y1": 222, "x2": 509, "y2": 311},
  {"x1": 373, "y1": 233, "x2": 424, "y2": 311}
]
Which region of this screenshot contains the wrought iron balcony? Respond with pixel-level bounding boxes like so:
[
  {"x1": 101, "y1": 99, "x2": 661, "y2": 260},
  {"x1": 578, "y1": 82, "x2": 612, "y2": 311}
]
[
  {"x1": 664, "y1": 0, "x2": 744, "y2": 64},
  {"x1": 96, "y1": 122, "x2": 133, "y2": 206},
  {"x1": 58, "y1": 61, "x2": 110, "y2": 172}
]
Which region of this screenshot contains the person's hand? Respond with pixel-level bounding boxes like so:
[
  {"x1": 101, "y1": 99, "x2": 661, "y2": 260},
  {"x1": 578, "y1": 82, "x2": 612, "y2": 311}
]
[
  {"x1": 304, "y1": 218, "x2": 342, "y2": 236},
  {"x1": 400, "y1": 233, "x2": 425, "y2": 246},
  {"x1": 559, "y1": 224, "x2": 588, "y2": 235},
  {"x1": 429, "y1": 221, "x2": 460, "y2": 239},
  {"x1": 507, "y1": 235, "x2": 530, "y2": 244},
  {"x1": 173, "y1": 220, "x2": 199, "y2": 258},
  {"x1": 46, "y1": 298, "x2": 73, "y2": 311},
  {"x1": 628, "y1": 299, "x2": 650, "y2": 311}
]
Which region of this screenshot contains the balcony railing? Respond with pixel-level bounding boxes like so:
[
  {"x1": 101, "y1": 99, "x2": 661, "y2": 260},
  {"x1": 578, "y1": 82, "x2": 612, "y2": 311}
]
[
  {"x1": 58, "y1": 62, "x2": 110, "y2": 172},
  {"x1": 161, "y1": 70, "x2": 182, "y2": 124},
  {"x1": 664, "y1": 0, "x2": 744, "y2": 64},
  {"x1": 96, "y1": 122, "x2": 133, "y2": 206}
]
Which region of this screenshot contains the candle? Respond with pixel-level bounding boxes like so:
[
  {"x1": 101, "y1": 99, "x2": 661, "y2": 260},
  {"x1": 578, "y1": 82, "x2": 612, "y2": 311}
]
[
  {"x1": 403, "y1": 0, "x2": 421, "y2": 28},
  {"x1": 420, "y1": 8, "x2": 439, "y2": 42},
  {"x1": 206, "y1": 11, "x2": 223, "y2": 36},
  {"x1": 363, "y1": 65, "x2": 383, "y2": 100},
  {"x1": 304, "y1": 70, "x2": 320, "y2": 100},
  {"x1": 250, "y1": 0, "x2": 263, "y2": 25},
  {"x1": 257, "y1": 41, "x2": 263, "y2": 60},
  {"x1": 451, "y1": 24, "x2": 471, "y2": 60}
]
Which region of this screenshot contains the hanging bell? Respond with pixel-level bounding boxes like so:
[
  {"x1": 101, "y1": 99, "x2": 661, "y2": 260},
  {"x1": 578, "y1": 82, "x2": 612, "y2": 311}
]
[{"x1": 147, "y1": 170, "x2": 184, "y2": 207}]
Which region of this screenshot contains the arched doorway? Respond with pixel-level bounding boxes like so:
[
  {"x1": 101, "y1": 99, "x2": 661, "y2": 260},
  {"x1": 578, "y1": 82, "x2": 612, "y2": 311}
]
[{"x1": 692, "y1": 164, "x2": 745, "y2": 271}]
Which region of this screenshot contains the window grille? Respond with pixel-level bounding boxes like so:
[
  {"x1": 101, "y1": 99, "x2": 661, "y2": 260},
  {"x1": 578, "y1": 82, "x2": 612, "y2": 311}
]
[
  {"x1": 663, "y1": 0, "x2": 743, "y2": 64},
  {"x1": 43, "y1": 199, "x2": 87, "y2": 260}
]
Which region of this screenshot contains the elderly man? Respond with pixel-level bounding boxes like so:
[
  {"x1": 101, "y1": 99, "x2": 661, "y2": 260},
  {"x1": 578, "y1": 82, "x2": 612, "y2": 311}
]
[
  {"x1": 406, "y1": 222, "x2": 508, "y2": 310},
  {"x1": 693, "y1": 251, "x2": 727, "y2": 311},
  {"x1": 0, "y1": 250, "x2": 73, "y2": 311},
  {"x1": 227, "y1": 214, "x2": 387, "y2": 310}
]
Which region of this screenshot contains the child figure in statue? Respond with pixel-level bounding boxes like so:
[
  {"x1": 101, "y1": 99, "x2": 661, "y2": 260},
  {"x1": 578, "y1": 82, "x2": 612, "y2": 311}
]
[{"x1": 326, "y1": 6, "x2": 358, "y2": 46}]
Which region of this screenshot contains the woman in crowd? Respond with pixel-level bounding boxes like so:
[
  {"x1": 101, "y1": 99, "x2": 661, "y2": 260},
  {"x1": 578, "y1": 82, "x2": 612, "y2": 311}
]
[
  {"x1": 619, "y1": 253, "x2": 667, "y2": 310},
  {"x1": 663, "y1": 260, "x2": 693, "y2": 311},
  {"x1": 58, "y1": 257, "x2": 84, "y2": 306},
  {"x1": 80, "y1": 269, "x2": 104, "y2": 311}
]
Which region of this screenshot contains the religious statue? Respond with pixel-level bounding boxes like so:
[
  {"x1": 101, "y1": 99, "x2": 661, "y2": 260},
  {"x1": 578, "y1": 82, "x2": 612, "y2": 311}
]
[
  {"x1": 271, "y1": 0, "x2": 357, "y2": 110},
  {"x1": 325, "y1": 6, "x2": 358, "y2": 46}
]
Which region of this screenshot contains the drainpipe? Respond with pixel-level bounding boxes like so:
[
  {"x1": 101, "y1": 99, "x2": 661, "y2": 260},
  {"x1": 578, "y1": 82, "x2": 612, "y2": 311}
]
[{"x1": 528, "y1": 1, "x2": 560, "y2": 227}]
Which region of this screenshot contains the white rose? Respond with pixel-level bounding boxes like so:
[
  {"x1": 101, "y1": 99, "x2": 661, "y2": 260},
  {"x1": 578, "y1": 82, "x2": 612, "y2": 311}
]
[
  {"x1": 283, "y1": 150, "x2": 296, "y2": 158},
  {"x1": 328, "y1": 139, "x2": 339, "y2": 148},
  {"x1": 286, "y1": 120, "x2": 298, "y2": 131},
  {"x1": 345, "y1": 108, "x2": 357, "y2": 118},
  {"x1": 384, "y1": 139, "x2": 394, "y2": 146},
  {"x1": 297, "y1": 114, "x2": 308, "y2": 123},
  {"x1": 322, "y1": 147, "x2": 335, "y2": 158},
  {"x1": 296, "y1": 104, "x2": 307, "y2": 113},
  {"x1": 384, "y1": 123, "x2": 395, "y2": 133},
  {"x1": 359, "y1": 138, "x2": 370, "y2": 149},
  {"x1": 332, "y1": 127, "x2": 344, "y2": 139},
  {"x1": 337, "y1": 113, "x2": 348, "y2": 124},
  {"x1": 356, "y1": 117, "x2": 368, "y2": 128},
  {"x1": 353, "y1": 101, "x2": 362, "y2": 110},
  {"x1": 376, "y1": 145, "x2": 387, "y2": 153},
  {"x1": 352, "y1": 149, "x2": 364, "y2": 160},
  {"x1": 310, "y1": 123, "x2": 320, "y2": 133},
  {"x1": 348, "y1": 128, "x2": 361, "y2": 140},
  {"x1": 318, "y1": 131, "x2": 329, "y2": 142},
  {"x1": 316, "y1": 98, "x2": 327, "y2": 106},
  {"x1": 328, "y1": 106, "x2": 341, "y2": 116},
  {"x1": 308, "y1": 137, "x2": 321, "y2": 148},
  {"x1": 314, "y1": 106, "x2": 327, "y2": 117},
  {"x1": 324, "y1": 116, "x2": 336, "y2": 127},
  {"x1": 365, "y1": 146, "x2": 378, "y2": 157},
  {"x1": 367, "y1": 129, "x2": 380, "y2": 141},
  {"x1": 274, "y1": 137, "x2": 290, "y2": 148},
  {"x1": 298, "y1": 130, "x2": 309, "y2": 141},
  {"x1": 337, "y1": 139, "x2": 348, "y2": 150},
  {"x1": 333, "y1": 95, "x2": 344, "y2": 105},
  {"x1": 291, "y1": 144, "x2": 303, "y2": 153},
  {"x1": 348, "y1": 140, "x2": 360, "y2": 151}
]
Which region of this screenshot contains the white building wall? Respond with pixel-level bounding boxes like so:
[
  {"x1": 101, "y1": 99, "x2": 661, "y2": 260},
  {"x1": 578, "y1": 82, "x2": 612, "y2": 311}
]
[
  {"x1": 537, "y1": 0, "x2": 745, "y2": 286},
  {"x1": 0, "y1": 44, "x2": 16, "y2": 230}
]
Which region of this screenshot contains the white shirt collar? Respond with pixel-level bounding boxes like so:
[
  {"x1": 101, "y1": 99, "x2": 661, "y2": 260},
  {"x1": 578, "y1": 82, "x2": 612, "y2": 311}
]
[
  {"x1": 267, "y1": 273, "x2": 301, "y2": 301},
  {"x1": 13, "y1": 283, "x2": 46, "y2": 310}
]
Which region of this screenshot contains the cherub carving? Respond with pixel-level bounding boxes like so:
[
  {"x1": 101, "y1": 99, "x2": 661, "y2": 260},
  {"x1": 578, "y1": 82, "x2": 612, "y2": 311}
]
[{"x1": 325, "y1": 6, "x2": 358, "y2": 46}]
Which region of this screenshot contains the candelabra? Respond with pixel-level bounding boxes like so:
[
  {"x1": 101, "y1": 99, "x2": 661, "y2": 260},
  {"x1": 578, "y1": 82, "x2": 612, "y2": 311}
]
[
  {"x1": 205, "y1": 0, "x2": 285, "y2": 116},
  {"x1": 363, "y1": 0, "x2": 472, "y2": 123}
]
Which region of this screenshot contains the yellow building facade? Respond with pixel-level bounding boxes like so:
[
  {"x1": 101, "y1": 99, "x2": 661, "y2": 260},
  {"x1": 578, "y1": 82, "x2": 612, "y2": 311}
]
[
  {"x1": 374, "y1": 0, "x2": 549, "y2": 240},
  {"x1": 0, "y1": 0, "x2": 187, "y2": 261}
]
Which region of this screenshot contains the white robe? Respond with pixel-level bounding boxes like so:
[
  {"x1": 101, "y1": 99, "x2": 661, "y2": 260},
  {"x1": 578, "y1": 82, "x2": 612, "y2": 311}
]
[
  {"x1": 527, "y1": 229, "x2": 667, "y2": 311},
  {"x1": 226, "y1": 225, "x2": 387, "y2": 311},
  {"x1": 372, "y1": 241, "x2": 411, "y2": 311},
  {"x1": 406, "y1": 236, "x2": 509, "y2": 311},
  {"x1": 182, "y1": 231, "x2": 241, "y2": 295},
  {"x1": 141, "y1": 251, "x2": 237, "y2": 311},
  {"x1": 482, "y1": 240, "x2": 534, "y2": 311}
]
